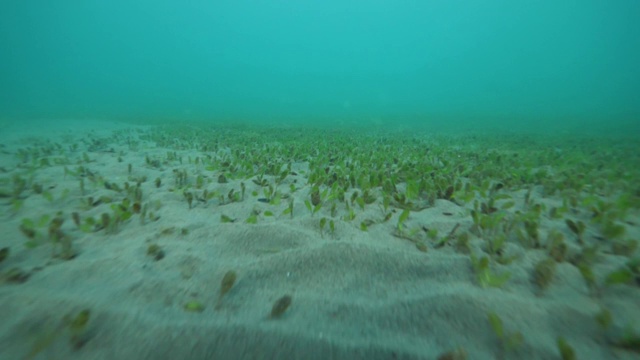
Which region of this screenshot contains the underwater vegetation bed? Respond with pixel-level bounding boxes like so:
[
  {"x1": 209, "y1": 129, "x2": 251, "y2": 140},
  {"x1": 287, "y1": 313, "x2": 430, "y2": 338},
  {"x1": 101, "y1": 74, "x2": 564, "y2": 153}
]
[{"x1": 0, "y1": 122, "x2": 639, "y2": 359}]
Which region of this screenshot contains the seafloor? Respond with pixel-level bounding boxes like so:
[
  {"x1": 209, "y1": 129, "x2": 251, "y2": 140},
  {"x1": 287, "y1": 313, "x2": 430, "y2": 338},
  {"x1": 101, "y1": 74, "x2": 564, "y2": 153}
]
[{"x1": 1, "y1": 120, "x2": 639, "y2": 360}]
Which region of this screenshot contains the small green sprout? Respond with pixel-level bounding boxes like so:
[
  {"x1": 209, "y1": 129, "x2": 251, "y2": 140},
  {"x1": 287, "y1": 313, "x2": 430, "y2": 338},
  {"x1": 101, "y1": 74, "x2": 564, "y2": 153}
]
[
  {"x1": 42, "y1": 191, "x2": 54, "y2": 203},
  {"x1": 577, "y1": 263, "x2": 598, "y2": 296},
  {"x1": 471, "y1": 253, "x2": 511, "y2": 288},
  {"x1": 547, "y1": 230, "x2": 567, "y2": 262},
  {"x1": 342, "y1": 207, "x2": 356, "y2": 222},
  {"x1": 614, "y1": 326, "x2": 640, "y2": 352},
  {"x1": 602, "y1": 220, "x2": 626, "y2": 240},
  {"x1": 397, "y1": 209, "x2": 410, "y2": 232},
  {"x1": 51, "y1": 308, "x2": 90, "y2": 351},
  {"x1": 319, "y1": 217, "x2": 327, "y2": 237},
  {"x1": 246, "y1": 214, "x2": 258, "y2": 224},
  {"x1": 611, "y1": 239, "x2": 638, "y2": 256},
  {"x1": 485, "y1": 233, "x2": 507, "y2": 257},
  {"x1": 184, "y1": 301, "x2": 205, "y2": 313},
  {"x1": 556, "y1": 337, "x2": 576, "y2": 360},
  {"x1": 595, "y1": 307, "x2": 612, "y2": 330},
  {"x1": 455, "y1": 232, "x2": 471, "y2": 253},
  {"x1": 605, "y1": 267, "x2": 634, "y2": 286},
  {"x1": 220, "y1": 214, "x2": 236, "y2": 223},
  {"x1": 523, "y1": 220, "x2": 540, "y2": 248},
  {"x1": 25, "y1": 308, "x2": 92, "y2": 359},
  {"x1": 304, "y1": 199, "x2": 322, "y2": 216},
  {"x1": 487, "y1": 312, "x2": 524, "y2": 354}
]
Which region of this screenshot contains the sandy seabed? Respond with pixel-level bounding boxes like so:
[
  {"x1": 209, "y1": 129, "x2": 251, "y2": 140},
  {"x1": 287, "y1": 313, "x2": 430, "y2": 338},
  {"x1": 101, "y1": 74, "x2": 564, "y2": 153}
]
[{"x1": 0, "y1": 119, "x2": 639, "y2": 360}]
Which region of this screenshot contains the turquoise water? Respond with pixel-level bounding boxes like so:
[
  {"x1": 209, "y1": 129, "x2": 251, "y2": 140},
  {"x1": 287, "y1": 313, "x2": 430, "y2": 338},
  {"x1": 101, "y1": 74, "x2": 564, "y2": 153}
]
[{"x1": 1, "y1": 1, "x2": 639, "y2": 133}]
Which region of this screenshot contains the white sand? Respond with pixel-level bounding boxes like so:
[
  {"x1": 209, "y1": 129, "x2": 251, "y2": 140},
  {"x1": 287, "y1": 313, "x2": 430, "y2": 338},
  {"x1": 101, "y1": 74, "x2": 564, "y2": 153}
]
[{"x1": 0, "y1": 120, "x2": 638, "y2": 360}]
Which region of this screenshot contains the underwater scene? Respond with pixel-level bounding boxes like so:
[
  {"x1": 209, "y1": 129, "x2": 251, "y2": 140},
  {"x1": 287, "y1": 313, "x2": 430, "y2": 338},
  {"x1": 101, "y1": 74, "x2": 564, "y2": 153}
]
[{"x1": 1, "y1": 1, "x2": 639, "y2": 360}]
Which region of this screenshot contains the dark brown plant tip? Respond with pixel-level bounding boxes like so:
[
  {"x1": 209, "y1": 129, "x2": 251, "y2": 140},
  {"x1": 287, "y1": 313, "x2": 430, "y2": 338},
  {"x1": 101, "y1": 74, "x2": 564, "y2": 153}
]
[
  {"x1": 311, "y1": 188, "x2": 321, "y2": 206},
  {"x1": 437, "y1": 347, "x2": 467, "y2": 360},
  {"x1": 566, "y1": 219, "x2": 578, "y2": 234},
  {"x1": 443, "y1": 185, "x2": 454, "y2": 200},
  {"x1": 415, "y1": 242, "x2": 428, "y2": 252},
  {"x1": 67, "y1": 308, "x2": 92, "y2": 350},
  {"x1": 72, "y1": 212, "x2": 81, "y2": 227},
  {"x1": 100, "y1": 213, "x2": 110, "y2": 231},
  {"x1": 146, "y1": 244, "x2": 165, "y2": 261},
  {"x1": 0, "y1": 247, "x2": 8, "y2": 263},
  {"x1": 549, "y1": 242, "x2": 567, "y2": 263},
  {"x1": 32, "y1": 183, "x2": 43, "y2": 194},
  {"x1": 48, "y1": 216, "x2": 65, "y2": 240},
  {"x1": 132, "y1": 202, "x2": 141, "y2": 214},
  {"x1": 533, "y1": 258, "x2": 556, "y2": 295},
  {"x1": 481, "y1": 202, "x2": 497, "y2": 215},
  {"x1": 220, "y1": 270, "x2": 237, "y2": 297},
  {"x1": 19, "y1": 224, "x2": 36, "y2": 239},
  {"x1": 215, "y1": 270, "x2": 238, "y2": 310},
  {"x1": 447, "y1": 223, "x2": 461, "y2": 240},
  {"x1": 184, "y1": 191, "x2": 194, "y2": 209},
  {"x1": 3, "y1": 267, "x2": 30, "y2": 283},
  {"x1": 565, "y1": 219, "x2": 585, "y2": 243},
  {"x1": 270, "y1": 295, "x2": 292, "y2": 319},
  {"x1": 611, "y1": 239, "x2": 638, "y2": 256}
]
